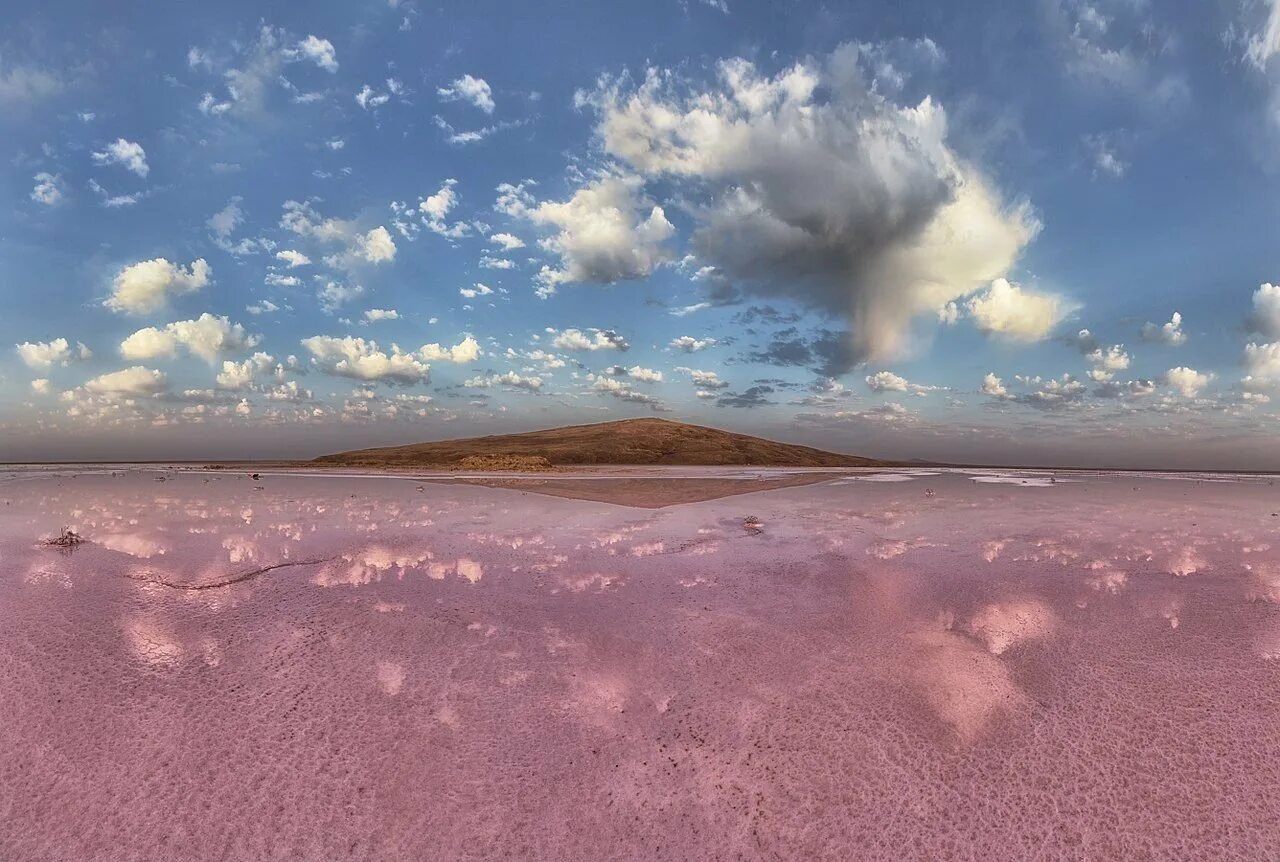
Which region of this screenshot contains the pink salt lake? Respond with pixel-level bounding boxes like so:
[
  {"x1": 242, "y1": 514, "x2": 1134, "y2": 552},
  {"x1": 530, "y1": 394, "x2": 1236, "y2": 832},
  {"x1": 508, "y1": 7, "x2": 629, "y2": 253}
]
[{"x1": 2, "y1": 466, "x2": 1280, "y2": 861}]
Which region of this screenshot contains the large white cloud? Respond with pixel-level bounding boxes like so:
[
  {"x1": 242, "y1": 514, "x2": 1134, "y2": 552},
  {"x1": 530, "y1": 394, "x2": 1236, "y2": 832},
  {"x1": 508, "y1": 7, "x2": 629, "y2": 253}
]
[
  {"x1": 1251, "y1": 283, "x2": 1280, "y2": 339},
  {"x1": 514, "y1": 175, "x2": 675, "y2": 297},
  {"x1": 549, "y1": 328, "x2": 630, "y2": 351},
  {"x1": 302, "y1": 334, "x2": 479, "y2": 383},
  {"x1": 91, "y1": 138, "x2": 149, "y2": 177},
  {"x1": 216, "y1": 352, "x2": 278, "y2": 390},
  {"x1": 84, "y1": 366, "x2": 168, "y2": 396},
  {"x1": 1244, "y1": 342, "x2": 1280, "y2": 392},
  {"x1": 352, "y1": 226, "x2": 397, "y2": 263},
  {"x1": 120, "y1": 314, "x2": 260, "y2": 364},
  {"x1": 576, "y1": 48, "x2": 1042, "y2": 364},
  {"x1": 669, "y1": 335, "x2": 715, "y2": 352},
  {"x1": 275, "y1": 249, "x2": 311, "y2": 268},
  {"x1": 1165, "y1": 366, "x2": 1213, "y2": 399},
  {"x1": 965, "y1": 278, "x2": 1071, "y2": 342},
  {"x1": 865, "y1": 370, "x2": 937, "y2": 395},
  {"x1": 16, "y1": 337, "x2": 90, "y2": 369},
  {"x1": 105, "y1": 258, "x2": 211, "y2": 314},
  {"x1": 302, "y1": 336, "x2": 429, "y2": 383},
  {"x1": 420, "y1": 335, "x2": 481, "y2": 363}
]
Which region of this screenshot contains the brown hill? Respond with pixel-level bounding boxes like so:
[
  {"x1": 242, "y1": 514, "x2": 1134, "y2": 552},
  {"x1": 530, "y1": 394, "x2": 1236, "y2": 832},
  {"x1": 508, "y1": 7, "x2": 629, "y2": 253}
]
[{"x1": 314, "y1": 417, "x2": 881, "y2": 468}]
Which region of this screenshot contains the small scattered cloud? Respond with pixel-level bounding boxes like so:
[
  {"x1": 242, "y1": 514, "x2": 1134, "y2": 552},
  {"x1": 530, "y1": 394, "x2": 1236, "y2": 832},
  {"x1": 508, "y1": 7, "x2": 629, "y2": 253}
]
[
  {"x1": 669, "y1": 335, "x2": 716, "y2": 353},
  {"x1": 91, "y1": 138, "x2": 149, "y2": 177},
  {"x1": 438, "y1": 74, "x2": 495, "y2": 113},
  {"x1": 30, "y1": 172, "x2": 64, "y2": 205},
  {"x1": 550, "y1": 328, "x2": 630, "y2": 351},
  {"x1": 1141, "y1": 311, "x2": 1187, "y2": 346}
]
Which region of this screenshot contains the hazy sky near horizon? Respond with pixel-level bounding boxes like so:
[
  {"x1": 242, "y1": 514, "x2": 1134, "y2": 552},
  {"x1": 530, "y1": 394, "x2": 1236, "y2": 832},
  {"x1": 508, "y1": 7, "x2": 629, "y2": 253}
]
[{"x1": 3, "y1": 0, "x2": 1280, "y2": 467}]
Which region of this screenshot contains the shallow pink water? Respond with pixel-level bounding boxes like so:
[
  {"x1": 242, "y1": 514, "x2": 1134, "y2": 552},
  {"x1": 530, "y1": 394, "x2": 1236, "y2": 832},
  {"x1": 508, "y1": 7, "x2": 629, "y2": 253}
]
[{"x1": 2, "y1": 467, "x2": 1280, "y2": 860}]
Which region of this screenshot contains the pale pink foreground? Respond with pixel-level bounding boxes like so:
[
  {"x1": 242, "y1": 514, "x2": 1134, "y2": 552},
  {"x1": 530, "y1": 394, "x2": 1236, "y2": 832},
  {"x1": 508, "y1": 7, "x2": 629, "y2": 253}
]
[{"x1": 2, "y1": 467, "x2": 1279, "y2": 860}]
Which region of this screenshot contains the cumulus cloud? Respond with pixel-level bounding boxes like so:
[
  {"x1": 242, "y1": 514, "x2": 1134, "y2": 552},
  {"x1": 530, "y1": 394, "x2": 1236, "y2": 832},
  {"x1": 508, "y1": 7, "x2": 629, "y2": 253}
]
[
  {"x1": 119, "y1": 314, "x2": 260, "y2": 364},
  {"x1": 982, "y1": 372, "x2": 1089, "y2": 409},
  {"x1": 677, "y1": 367, "x2": 730, "y2": 391},
  {"x1": 191, "y1": 27, "x2": 341, "y2": 117},
  {"x1": 421, "y1": 178, "x2": 460, "y2": 223},
  {"x1": 515, "y1": 175, "x2": 675, "y2": 297},
  {"x1": 391, "y1": 178, "x2": 472, "y2": 241},
  {"x1": 669, "y1": 335, "x2": 716, "y2": 353},
  {"x1": 465, "y1": 371, "x2": 543, "y2": 391},
  {"x1": 981, "y1": 372, "x2": 1008, "y2": 398},
  {"x1": 275, "y1": 249, "x2": 311, "y2": 268},
  {"x1": 1084, "y1": 344, "x2": 1131, "y2": 382},
  {"x1": 420, "y1": 335, "x2": 481, "y2": 363},
  {"x1": 15, "y1": 337, "x2": 91, "y2": 370},
  {"x1": 280, "y1": 200, "x2": 396, "y2": 267},
  {"x1": 355, "y1": 78, "x2": 404, "y2": 110},
  {"x1": 437, "y1": 74, "x2": 495, "y2": 113},
  {"x1": 865, "y1": 370, "x2": 937, "y2": 395},
  {"x1": 617, "y1": 365, "x2": 662, "y2": 382},
  {"x1": 590, "y1": 374, "x2": 664, "y2": 407},
  {"x1": 290, "y1": 35, "x2": 338, "y2": 72},
  {"x1": 1243, "y1": 341, "x2": 1280, "y2": 392},
  {"x1": 30, "y1": 378, "x2": 52, "y2": 395},
  {"x1": 1141, "y1": 311, "x2": 1186, "y2": 345},
  {"x1": 460, "y1": 283, "x2": 494, "y2": 299},
  {"x1": 302, "y1": 334, "x2": 478, "y2": 383},
  {"x1": 351, "y1": 226, "x2": 396, "y2": 263},
  {"x1": 550, "y1": 328, "x2": 630, "y2": 351},
  {"x1": 302, "y1": 336, "x2": 429, "y2": 384},
  {"x1": 489, "y1": 232, "x2": 525, "y2": 251},
  {"x1": 215, "y1": 352, "x2": 278, "y2": 390},
  {"x1": 965, "y1": 278, "x2": 1071, "y2": 342},
  {"x1": 363, "y1": 308, "x2": 400, "y2": 322},
  {"x1": 84, "y1": 366, "x2": 168, "y2": 396},
  {"x1": 91, "y1": 138, "x2": 149, "y2": 177},
  {"x1": 30, "y1": 172, "x2": 64, "y2": 205},
  {"x1": 1250, "y1": 283, "x2": 1280, "y2": 339},
  {"x1": 105, "y1": 258, "x2": 211, "y2": 314},
  {"x1": 576, "y1": 48, "x2": 1040, "y2": 365},
  {"x1": 1165, "y1": 366, "x2": 1212, "y2": 398}
]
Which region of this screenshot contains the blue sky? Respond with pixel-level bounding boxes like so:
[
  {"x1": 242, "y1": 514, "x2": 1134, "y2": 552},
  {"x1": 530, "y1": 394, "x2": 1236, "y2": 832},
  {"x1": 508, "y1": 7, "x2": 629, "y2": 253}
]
[{"x1": 3, "y1": 0, "x2": 1280, "y2": 467}]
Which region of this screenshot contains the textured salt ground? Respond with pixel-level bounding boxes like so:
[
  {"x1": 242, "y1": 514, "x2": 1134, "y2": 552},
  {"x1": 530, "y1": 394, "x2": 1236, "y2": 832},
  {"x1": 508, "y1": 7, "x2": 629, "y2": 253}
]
[{"x1": 2, "y1": 469, "x2": 1280, "y2": 860}]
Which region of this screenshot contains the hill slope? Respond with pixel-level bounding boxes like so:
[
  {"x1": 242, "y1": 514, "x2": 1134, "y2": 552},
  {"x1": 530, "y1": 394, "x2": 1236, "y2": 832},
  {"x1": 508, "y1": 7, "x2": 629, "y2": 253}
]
[{"x1": 314, "y1": 418, "x2": 881, "y2": 468}]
